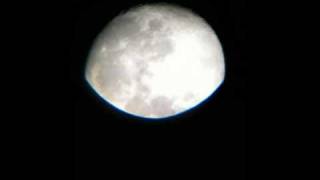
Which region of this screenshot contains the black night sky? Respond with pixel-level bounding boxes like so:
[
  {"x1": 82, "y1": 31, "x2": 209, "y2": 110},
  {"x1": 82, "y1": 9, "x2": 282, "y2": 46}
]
[{"x1": 14, "y1": 0, "x2": 246, "y2": 179}]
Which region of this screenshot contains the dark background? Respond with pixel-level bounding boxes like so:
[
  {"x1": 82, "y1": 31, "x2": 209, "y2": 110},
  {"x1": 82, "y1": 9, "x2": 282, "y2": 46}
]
[{"x1": 11, "y1": 0, "x2": 246, "y2": 179}]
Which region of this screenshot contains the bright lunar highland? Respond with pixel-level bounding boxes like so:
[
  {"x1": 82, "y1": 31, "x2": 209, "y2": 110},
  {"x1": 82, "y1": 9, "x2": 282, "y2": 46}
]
[{"x1": 85, "y1": 4, "x2": 225, "y2": 119}]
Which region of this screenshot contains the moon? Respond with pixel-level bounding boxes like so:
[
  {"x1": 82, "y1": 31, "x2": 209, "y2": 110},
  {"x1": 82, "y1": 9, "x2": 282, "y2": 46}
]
[{"x1": 85, "y1": 4, "x2": 225, "y2": 119}]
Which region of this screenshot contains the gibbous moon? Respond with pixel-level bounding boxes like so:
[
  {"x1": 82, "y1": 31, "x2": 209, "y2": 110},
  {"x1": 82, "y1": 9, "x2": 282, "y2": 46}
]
[{"x1": 85, "y1": 4, "x2": 225, "y2": 119}]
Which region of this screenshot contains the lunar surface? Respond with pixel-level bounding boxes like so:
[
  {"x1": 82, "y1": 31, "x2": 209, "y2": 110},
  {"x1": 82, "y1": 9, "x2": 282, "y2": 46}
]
[{"x1": 85, "y1": 4, "x2": 225, "y2": 119}]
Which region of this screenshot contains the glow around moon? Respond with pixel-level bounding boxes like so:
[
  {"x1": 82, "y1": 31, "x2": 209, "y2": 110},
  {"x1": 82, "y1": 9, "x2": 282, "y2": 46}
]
[{"x1": 85, "y1": 4, "x2": 225, "y2": 119}]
